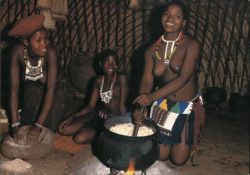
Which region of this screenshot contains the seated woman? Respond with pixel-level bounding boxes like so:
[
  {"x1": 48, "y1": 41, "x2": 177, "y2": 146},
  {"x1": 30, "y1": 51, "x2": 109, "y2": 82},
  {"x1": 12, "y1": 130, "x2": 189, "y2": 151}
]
[
  {"x1": 8, "y1": 15, "x2": 58, "y2": 142},
  {"x1": 133, "y1": 1, "x2": 205, "y2": 166},
  {"x1": 59, "y1": 50, "x2": 128, "y2": 144}
]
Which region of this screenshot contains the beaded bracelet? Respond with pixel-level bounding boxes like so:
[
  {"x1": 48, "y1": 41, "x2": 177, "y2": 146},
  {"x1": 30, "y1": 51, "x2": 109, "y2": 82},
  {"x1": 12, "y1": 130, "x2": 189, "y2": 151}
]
[
  {"x1": 11, "y1": 122, "x2": 20, "y2": 128},
  {"x1": 35, "y1": 123, "x2": 44, "y2": 128}
]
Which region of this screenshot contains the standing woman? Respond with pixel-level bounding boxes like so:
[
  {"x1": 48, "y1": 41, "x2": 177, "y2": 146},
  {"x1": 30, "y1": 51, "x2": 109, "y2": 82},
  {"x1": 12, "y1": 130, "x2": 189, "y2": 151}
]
[
  {"x1": 133, "y1": 1, "x2": 205, "y2": 165},
  {"x1": 8, "y1": 15, "x2": 57, "y2": 141}
]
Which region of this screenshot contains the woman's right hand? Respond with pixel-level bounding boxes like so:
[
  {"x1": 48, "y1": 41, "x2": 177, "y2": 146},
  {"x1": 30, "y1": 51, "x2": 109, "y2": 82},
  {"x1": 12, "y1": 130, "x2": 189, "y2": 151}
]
[
  {"x1": 133, "y1": 94, "x2": 154, "y2": 107},
  {"x1": 132, "y1": 109, "x2": 144, "y2": 125},
  {"x1": 58, "y1": 115, "x2": 76, "y2": 133},
  {"x1": 132, "y1": 105, "x2": 147, "y2": 125}
]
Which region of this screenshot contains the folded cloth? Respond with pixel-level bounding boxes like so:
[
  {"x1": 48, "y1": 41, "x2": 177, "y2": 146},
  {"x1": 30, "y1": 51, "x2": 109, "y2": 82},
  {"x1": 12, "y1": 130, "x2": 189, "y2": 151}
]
[
  {"x1": 1, "y1": 125, "x2": 55, "y2": 160},
  {"x1": 8, "y1": 15, "x2": 45, "y2": 38}
]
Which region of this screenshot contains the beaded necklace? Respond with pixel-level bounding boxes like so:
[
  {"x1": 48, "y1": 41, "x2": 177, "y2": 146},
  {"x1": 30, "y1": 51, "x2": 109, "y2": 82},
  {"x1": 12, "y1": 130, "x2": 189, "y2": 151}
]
[
  {"x1": 100, "y1": 73, "x2": 117, "y2": 104},
  {"x1": 155, "y1": 31, "x2": 184, "y2": 64},
  {"x1": 24, "y1": 46, "x2": 44, "y2": 81}
]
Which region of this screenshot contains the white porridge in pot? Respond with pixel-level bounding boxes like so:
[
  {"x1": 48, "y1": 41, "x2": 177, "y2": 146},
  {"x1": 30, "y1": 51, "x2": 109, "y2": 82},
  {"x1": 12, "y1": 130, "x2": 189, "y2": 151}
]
[{"x1": 109, "y1": 122, "x2": 155, "y2": 137}]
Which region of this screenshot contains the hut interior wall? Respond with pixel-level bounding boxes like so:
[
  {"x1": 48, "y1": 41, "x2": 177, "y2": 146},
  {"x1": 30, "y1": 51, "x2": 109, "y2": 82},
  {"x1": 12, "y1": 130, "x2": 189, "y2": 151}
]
[{"x1": 1, "y1": 0, "x2": 249, "y2": 98}]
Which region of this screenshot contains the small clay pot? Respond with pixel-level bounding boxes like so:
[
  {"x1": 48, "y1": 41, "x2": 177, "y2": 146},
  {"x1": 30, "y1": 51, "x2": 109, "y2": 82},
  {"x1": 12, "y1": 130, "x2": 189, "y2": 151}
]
[
  {"x1": 204, "y1": 87, "x2": 227, "y2": 105},
  {"x1": 229, "y1": 93, "x2": 250, "y2": 111}
]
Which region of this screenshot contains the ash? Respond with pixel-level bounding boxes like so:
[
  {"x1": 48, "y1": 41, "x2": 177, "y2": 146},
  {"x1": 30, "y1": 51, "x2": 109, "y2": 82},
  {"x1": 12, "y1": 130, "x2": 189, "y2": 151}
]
[{"x1": 65, "y1": 149, "x2": 177, "y2": 175}]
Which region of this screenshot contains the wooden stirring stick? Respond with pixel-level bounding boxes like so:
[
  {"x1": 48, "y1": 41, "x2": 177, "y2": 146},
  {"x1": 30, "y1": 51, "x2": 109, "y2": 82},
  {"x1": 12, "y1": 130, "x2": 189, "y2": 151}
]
[
  {"x1": 132, "y1": 124, "x2": 140, "y2": 137},
  {"x1": 132, "y1": 105, "x2": 145, "y2": 137}
]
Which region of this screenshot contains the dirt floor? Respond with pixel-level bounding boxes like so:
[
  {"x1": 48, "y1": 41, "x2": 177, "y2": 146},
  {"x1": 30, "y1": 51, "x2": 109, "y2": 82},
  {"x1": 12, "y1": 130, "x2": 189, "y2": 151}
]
[{"x1": 0, "y1": 105, "x2": 249, "y2": 175}]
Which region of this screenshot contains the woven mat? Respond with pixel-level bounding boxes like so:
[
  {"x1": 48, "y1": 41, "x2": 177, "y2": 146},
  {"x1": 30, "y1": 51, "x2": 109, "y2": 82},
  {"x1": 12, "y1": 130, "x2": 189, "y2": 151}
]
[{"x1": 53, "y1": 133, "x2": 89, "y2": 154}]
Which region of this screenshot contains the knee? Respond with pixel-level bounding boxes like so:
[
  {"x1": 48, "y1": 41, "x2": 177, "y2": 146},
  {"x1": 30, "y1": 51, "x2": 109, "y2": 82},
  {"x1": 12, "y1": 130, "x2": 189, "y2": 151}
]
[
  {"x1": 73, "y1": 134, "x2": 87, "y2": 144},
  {"x1": 158, "y1": 155, "x2": 169, "y2": 161},
  {"x1": 170, "y1": 144, "x2": 190, "y2": 166},
  {"x1": 73, "y1": 132, "x2": 94, "y2": 144},
  {"x1": 59, "y1": 127, "x2": 74, "y2": 136},
  {"x1": 158, "y1": 144, "x2": 170, "y2": 161},
  {"x1": 170, "y1": 156, "x2": 189, "y2": 166}
]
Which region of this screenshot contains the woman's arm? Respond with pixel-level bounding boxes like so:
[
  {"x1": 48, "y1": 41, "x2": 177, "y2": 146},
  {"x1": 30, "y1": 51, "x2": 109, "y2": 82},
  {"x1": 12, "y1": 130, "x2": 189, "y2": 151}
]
[
  {"x1": 132, "y1": 47, "x2": 155, "y2": 122},
  {"x1": 58, "y1": 77, "x2": 100, "y2": 132},
  {"x1": 139, "y1": 47, "x2": 155, "y2": 94},
  {"x1": 36, "y1": 46, "x2": 57, "y2": 125},
  {"x1": 9, "y1": 44, "x2": 23, "y2": 126},
  {"x1": 150, "y1": 40, "x2": 201, "y2": 101},
  {"x1": 119, "y1": 74, "x2": 128, "y2": 114},
  {"x1": 133, "y1": 46, "x2": 155, "y2": 106}
]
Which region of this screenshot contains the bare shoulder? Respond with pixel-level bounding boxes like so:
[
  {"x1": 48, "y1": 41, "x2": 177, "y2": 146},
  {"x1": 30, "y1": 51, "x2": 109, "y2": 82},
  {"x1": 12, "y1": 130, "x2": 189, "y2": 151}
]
[
  {"x1": 117, "y1": 73, "x2": 127, "y2": 84},
  {"x1": 46, "y1": 46, "x2": 57, "y2": 65},
  {"x1": 145, "y1": 42, "x2": 156, "y2": 57},
  {"x1": 183, "y1": 35, "x2": 201, "y2": 63},
  {"x1": 117, "y1": 72, "x2": 126, "y2": 79},
  {"x1": 95, "y1": 75, "x2": 103, "y2": 85},
  {"x1": 46, "y1": 45, "x2": 57, "y2": 55},
  {"x1": 12, "y1": 43, "x2": 24, "y2": 55},
  {"x1": 144, "y1": 42, "x2": 158, "y2": 63},
  {"x1": 185, "y1": 35, "x2": 201, "y2": 51},
  {"x1": 11, "y1": 43, "x2": 24, "y2": 62}
]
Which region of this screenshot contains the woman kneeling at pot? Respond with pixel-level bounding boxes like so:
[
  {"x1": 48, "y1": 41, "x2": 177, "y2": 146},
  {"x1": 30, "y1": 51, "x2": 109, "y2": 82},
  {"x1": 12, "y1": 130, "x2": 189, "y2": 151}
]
[{"x1": 133, "y1": 1, "x2": 205, "y2": 166}]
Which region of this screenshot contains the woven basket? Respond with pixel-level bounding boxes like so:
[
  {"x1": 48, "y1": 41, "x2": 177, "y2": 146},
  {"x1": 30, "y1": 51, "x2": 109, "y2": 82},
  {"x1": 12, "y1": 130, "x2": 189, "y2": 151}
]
[
  {"x1": 51, "y1": 0, "x2": 68, "y2": 15},
  {"x1": 50, "y1": 0, "x2": 68, "y2": 21},
  {"x1": 37, "y1": 0, "x2": 51, "y2": 9},
  {"x1": 41, "y1": 9, "x2": 56, "y2": 30}
]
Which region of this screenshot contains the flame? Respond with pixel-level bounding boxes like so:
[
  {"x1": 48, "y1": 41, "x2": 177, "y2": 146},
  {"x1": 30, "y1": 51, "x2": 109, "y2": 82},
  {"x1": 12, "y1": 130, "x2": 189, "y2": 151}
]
[{"x1": 124, "y1": 159, "x2": 135, "y2": 175}]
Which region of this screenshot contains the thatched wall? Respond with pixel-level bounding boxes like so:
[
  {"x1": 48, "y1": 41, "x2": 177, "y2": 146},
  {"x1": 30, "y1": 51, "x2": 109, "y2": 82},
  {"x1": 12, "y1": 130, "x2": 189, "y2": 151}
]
[{"x1": 1, "y1": 0, "x2": 249, "y2": 97}]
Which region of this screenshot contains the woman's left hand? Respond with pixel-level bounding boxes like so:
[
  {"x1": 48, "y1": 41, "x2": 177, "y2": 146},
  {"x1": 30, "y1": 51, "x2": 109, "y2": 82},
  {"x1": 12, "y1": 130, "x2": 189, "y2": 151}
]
[
  {"x1": 99, "y1": 110, "x2": 108, "y2": 119},
  {"x1": 133, "y1": 94, "x2": 153, "y2": 107},
  {"x1": 26, "y1": 125, "x2": 42, "y2": 144}
]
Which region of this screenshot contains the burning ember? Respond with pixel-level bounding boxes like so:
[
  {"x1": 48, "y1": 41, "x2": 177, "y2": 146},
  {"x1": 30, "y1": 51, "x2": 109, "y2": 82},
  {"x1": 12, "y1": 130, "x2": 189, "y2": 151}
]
[{"x1": 124, "y1": 159, "x2": 135, "y2": 175}]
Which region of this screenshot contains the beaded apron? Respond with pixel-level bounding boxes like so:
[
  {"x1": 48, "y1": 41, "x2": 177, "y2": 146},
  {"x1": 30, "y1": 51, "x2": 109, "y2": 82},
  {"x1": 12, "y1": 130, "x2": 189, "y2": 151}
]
[{"x1": 149, "y1": 97, "x2": 194, "y2": 136}]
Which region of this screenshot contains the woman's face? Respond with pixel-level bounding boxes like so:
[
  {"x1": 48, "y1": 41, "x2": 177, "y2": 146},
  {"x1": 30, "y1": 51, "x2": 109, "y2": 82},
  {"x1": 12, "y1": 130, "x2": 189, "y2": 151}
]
[
  {"x1": 29, "y1": 30, "x2": 48, "y2": 57},
  {"x1": 102, "y1": 55, "x2": 118, "y2": 76},
  {"x1": 161, "y1": 4, "x2": 186, "y2": 33}
]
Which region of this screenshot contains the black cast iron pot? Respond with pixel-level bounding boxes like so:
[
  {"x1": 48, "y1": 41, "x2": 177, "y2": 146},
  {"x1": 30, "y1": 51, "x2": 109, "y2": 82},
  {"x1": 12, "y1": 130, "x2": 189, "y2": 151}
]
[
  {"x1": 95, "y1": 116, "x2": 159, "y2": 171},
  {"x1": 204, "y1": 87, "x2": 227, "y2": 105}
]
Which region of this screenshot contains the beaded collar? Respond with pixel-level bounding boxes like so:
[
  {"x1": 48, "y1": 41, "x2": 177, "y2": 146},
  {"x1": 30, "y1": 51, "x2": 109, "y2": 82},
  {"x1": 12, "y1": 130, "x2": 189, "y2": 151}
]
[
  {"x1": 24, "y1": 46, "x2": 44, "y2": 81},
  {"x1": 155, "y1": 31, "x2": 184, "y2": 64}
]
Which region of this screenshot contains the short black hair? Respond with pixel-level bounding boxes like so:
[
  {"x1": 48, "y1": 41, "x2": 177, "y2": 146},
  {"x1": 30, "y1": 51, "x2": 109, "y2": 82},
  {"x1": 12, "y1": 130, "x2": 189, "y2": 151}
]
[
  {"x1": 101, "y1": 49, "x2": 119, "y2": 64},
  {"x1": 164, "y1": 0, "x2": 190, "y2": 20}
]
